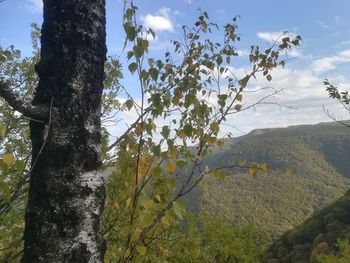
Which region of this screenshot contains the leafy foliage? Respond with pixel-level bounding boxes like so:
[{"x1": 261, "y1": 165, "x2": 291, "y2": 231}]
[
  {"x1": 317, "y1": 240, "x2": 350, "y2": 263},
  {"x1": 101, "y1": 3, "x2": 300, "y2": 262},
  {"x1": 0, "y1": 3, "x2": 302, "y2": 262}
]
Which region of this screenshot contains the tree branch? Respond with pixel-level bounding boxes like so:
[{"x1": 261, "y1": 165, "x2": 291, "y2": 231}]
[{"x1": 0, "y1": 80, "x2": 49, "y2": 120}]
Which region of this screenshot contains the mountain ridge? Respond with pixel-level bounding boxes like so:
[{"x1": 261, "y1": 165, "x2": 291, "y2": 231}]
[{"x1": 184, "y1": 121, "x2": 350, "y2": 236}]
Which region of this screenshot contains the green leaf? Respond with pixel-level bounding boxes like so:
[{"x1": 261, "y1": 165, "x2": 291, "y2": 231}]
[
  {"x1": 183, "y1": 124, "x2": 193, "y2": 136},
  {"x1": 190, "y1": 248, "x2": 201, "y2": 259},
  {"x1": 239, "y1": 75, "x2": 250, "y2": 87},
  {"x1": 127, "y1": 51, "x2": 134, "y2": 60},
  {"x1": 141, "y1": 39, "x2": 149, "y2": 53},
  {"x1": 125, "y1": 99, "x2": 134, "y2": 110},
  {"x1": 0, "y1": 181, "x2": 10, "y2": 202},
  {"x1": 216, "y1": 55, "x2": 223, "y2": 65},
  {"x1": 144, "y1": 199, "x2": 154, "y2": 209},
  {"x1": 234, "y1": 104, "x2": 242, "y2": 111},
  {"x1": 128, "y1": 62, "x2": 138, "y2": 74},
  {"x1": 136, "y1": 245, "x2": 147, "y2": 256},
  {"x1": 161, "y1": 126, "x2": 170, "y2": 139},
  {"x1": 140, "y1": 212, "x2": 153, "y2": 226},
  {"x1": 2, "y1": 153, "x2": 15, "y2": 167},
  {"x1": 0, "y1": 123, "x2": 6, "y2": 139},
  {"x1": 125, "y1": 8, "x2": 134, "y2": 22},
  {"x1": 203, "y1": 11, "x2": 209, "y2": 19},
  {"x1": 0, "y1": 54, "x2": 6, "y2": 63},
  {"x1": 172, "y1": 201, "x2": 184, "y2": 220},
  {"x1": 133, "y1": 45, "x2": 144, "y2": 59},
  {"x1": 152, "y1": 145, "x2": 161, "y2": 157},
  {"x1": 148, "y1": 58, "x2": 154, "y2": 67},
  {"x1": 123, "y1": 22, "x2": 136, "y2": 41},
  {"x1": 151, "y1": 166, "x2": 162, "y2": 178},
  {"x1": 176, "y1": 160, "x2": 187, "y2": 169},
  {"x1": 149, "y1": 68, "x2": 159, "y2": 81}
]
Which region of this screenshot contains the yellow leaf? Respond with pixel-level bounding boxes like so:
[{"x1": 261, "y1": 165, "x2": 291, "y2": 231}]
[
  {"x1": 167, "y1": 149, "x2": 178, "y2": 159},
  {"x1": 126, "y1": 197, "x2": 132, "y2": 208},
  {"x1": 261, "y1": 163, "x2": 269, "y2": 171},
  {"x1": 178, "y1": 130, "x2": 186, "y2": 139},
  {"x1": 236, "y1": 93, "x2": 243, "y2": 102},
  {"x1": 165, "y1": 64, "x2": 172, "y2": 72},
  {"x1": 156, "y1": 245, "x2": 172, "y2": 257},
  {"x1": 2, "y1": 153, "x2": 15, "y2": 167},
  {"x1": 144, "y1": 199, "x2": 154, "y2": 209},
  {"x1": 249, "y1": 167, "x2": 257, "y2": 176},
  {"x1": 285, "y1": 168, "x2": 292, "y2": 176},
  {"x1": 136, "y1": 245, "x2": 147, "y2": 256},
  {"x1": 0, "y1": 124, "x2": 6, "y2": 139},
  {"x1": 133, "y1": 228, "x2": 142, "y2": 240},
  {"x1": 239, "y1": 160, "x2": 247, "y2": 167},
  {"x1": 210, "y1": 122, "x2": 219, "y2": 133},
  {"x1": 134, "y1": 125, "x2": 143, "y2": 137},
  {"x1": 155, "y1": 194, "x2": 161, "y2": 203},
  {"x1": 138, "y1": 157, "x2": 148, "y2": 177},
  {"x1": 165, "y1": 162, "x2": 176, "y2": 174}
]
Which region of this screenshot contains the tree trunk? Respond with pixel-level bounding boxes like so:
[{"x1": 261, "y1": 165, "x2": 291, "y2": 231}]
[{"x1": 22, "y1": 0, "x2": 107, "y2": 262}]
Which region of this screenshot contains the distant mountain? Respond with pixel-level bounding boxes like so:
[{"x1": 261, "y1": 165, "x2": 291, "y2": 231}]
[
  {"x1": 184, "y1": 122, "x2": 350, "y2": 236},
  {"x1": 262, "y1": 189, "x2": 350, "y2": 262}
]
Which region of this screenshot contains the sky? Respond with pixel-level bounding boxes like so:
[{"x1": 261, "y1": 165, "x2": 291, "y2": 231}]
[{"x1": 1, "y1": 0, "x2": 350, "y2": 137}]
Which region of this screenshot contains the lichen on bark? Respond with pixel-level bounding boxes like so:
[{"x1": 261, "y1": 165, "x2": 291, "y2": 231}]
[{"x1": 21, "y1": 1, "x2": 108, "y2": 262}]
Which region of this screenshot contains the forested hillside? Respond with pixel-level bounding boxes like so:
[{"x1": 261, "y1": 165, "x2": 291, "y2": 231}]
[
  {"x1": 185, "y1": 122, "x2": 350, "y2": 236},
  {"x1": 262, "y1": 189, "x2": 350, "y2": 262}
]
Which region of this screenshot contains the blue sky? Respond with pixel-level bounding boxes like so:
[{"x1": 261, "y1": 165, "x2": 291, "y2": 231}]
[{"x1": 1, "y1": 0, "x2": 350, "y2": 136}]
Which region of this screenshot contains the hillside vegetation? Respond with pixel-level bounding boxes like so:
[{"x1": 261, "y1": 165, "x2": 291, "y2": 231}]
[
  {"x1": 262, "y1": 189, "x2": 350, "y2": 262},
  {"x1": 186, "y1": 122, "x2": 350, "y2": 236}
]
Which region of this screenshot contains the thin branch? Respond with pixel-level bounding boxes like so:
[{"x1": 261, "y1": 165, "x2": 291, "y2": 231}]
[
  {"x1": 323, "y1": 106, "x2": 350, "y2": 128},
  {"x1": 0, "y1": 80, "x2": 49, "y2": 120},
  {"x1": 107, "y1": 108, "x2": 151, "y2": 151}
]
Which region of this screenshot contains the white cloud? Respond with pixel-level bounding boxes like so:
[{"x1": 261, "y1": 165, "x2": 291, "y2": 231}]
[
  {"x1": 257, "y1": 31, "x2": 296, "y2": 44},
  {"x1": 256, "y1": 31, "x2": 301, "y2": 58},
  {"x1": 315, "y1": 21, "x2": 330, "y2": 29},
  {"x1": 141, "y1": 8, "x2": 174, "y2": 33},
  {"x1": 25, "y1": 0, "x2": 43, "y2": 13},
  {"x1": 236, "y1": 49, "x2": 250, "y2": 57},
  {"x1": 108, "y1": 64, "x2": 348, "y2": 140},
  {"x1": 217, "y1": 66, "x2": 349, "y2": 136},
  {"x1": 333, "y1": 39, "x2": 350, "y2": 49},
  {"x1": 312, "y1": 49, "x2": 350, "y2": 73},
  {"x1": 287, "y1": 49, "x2": 302, "y2": 58},
  {"x1": 334, "y1": 16, "x2": 344, "y2": 25}
]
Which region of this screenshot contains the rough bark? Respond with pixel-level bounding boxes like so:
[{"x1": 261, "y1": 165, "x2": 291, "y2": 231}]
[{"x1": 22, "y1": 0, "x2": 107, "y2": 262}]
